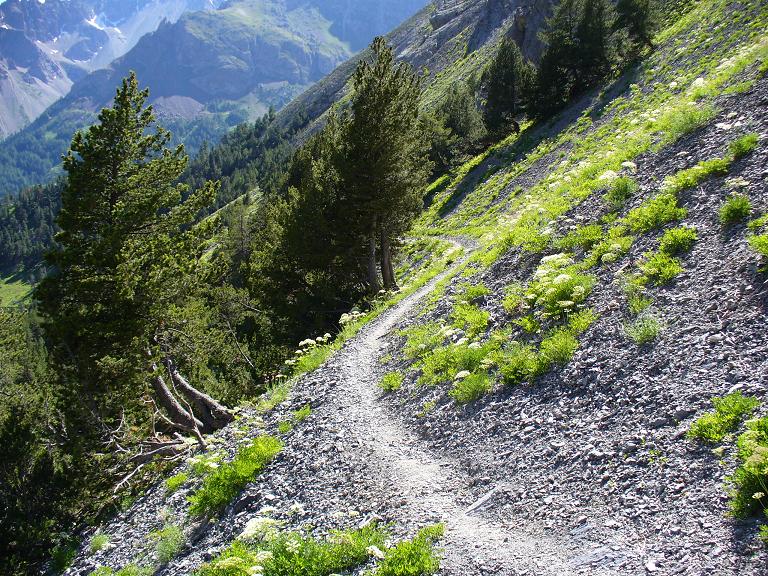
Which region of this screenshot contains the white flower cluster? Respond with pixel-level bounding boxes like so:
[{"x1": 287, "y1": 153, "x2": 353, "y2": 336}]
[
  {"x1": 525, "y1": 253, "x2": 592, "y2": 316},
  {"x1": 339, "y1": 309, "x2": 365, "y2": 326},
  {"x1": 284, "y1": 333, "x2": 333, "y2": 367},
  {"x1": 239, "y1": 517, "x2": 283, "y2": 542}
]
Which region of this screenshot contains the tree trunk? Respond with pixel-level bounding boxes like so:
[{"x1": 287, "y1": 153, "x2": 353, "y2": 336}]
[
  {"x1": 380, "y1": 230, "x2": 398, "y2": 291},
  {"x1": 367, "y1": 215, "x2": 381, "y2": 293},
  {"x1": 165, "y1": 358, "x2": 233, "y2": 431},
  {"x1": 150, "y1": 370, "x2": 206, "y2": 445}
]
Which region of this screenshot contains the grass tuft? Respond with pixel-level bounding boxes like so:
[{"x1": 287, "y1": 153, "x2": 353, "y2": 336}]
[
  {"x1": 89, "y1": 533, "x2": 110, "y2": 555},
  {"x1": 165, "y1": 472, "x2": 189, "y2": 494},
  {"x1": 625, "y1": 194, "x2": 687, "y2": 233},
  {"x1": 637, "y1": 251, "x2": 683, "y2": 285},
  {"x1": 720, "y1": 193, "x2": 752, "y2": 225},
  {"x1": 152, "y1": 524, "x2": 185, "y2": 564},
  {"x1": 449, "y1": 372, "x2": 492, "y2": 404},
  {"x1": 605, "y1": 176, "x2": 638, "y2": 209},
  {"x1": 380, "y1": 372, "x2": 404, "y2": 392},
  {"x1": 659, "y1": 226, "x2": 698, "y2": 255},
  {"x1": 624, "y1": 313, "x2": 663, "y2": 344},
  {"x1": 729, "y1": 132, "x2": 759, "y2": 160}
]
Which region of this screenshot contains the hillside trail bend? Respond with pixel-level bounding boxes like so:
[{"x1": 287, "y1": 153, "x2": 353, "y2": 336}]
[{"x1": 304, "y1": 237, "x2": 627, "y2": 576}]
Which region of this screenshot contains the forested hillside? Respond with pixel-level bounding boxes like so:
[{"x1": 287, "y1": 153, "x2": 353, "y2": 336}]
[{"x1": 2, "y1": 0, "x2": 768, "y2": 575}]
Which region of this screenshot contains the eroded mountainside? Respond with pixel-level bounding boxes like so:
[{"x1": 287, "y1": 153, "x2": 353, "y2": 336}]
[{"x1": 62, "y1": 1, "x2": 768, "y2": 575}]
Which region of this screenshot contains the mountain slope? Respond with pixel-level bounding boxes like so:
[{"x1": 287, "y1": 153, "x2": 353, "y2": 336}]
[
  {"x1": 0, "y1": 0, "x2": 224, "y2": 138},
  {"x1": 0, "y1": 0, "x2": 427, "y2": 196},
  {"x1": 57, "y1": 1, "x2": 768, "y2": 575}
]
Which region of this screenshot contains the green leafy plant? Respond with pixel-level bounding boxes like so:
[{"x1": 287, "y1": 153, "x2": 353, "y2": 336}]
[
  {"x1": 687, "y1": 392, "x2": 760, "y2": 443},
  {"x1": 638, "y1": 251, "x2": 683, "y2": 285},
  {"x1": 501, "y1": 283, "x2": 525, "y2": 313},
  {"x1": 277, "y1": 421, "x2": 292, "y2": 434},
  {"x1": 498, "y1": 342, "x2": 539, "y2": 386},
  {"x1": 659, "y1": 226, "x2": 698, "y2": 255},
  {"x1": 720, "y1": 193, "x2": 752, "y2": 225},
  {"x1": 624, "y1": 313, "x2": 663, "y2": 344},
  {"x1": 165, "y1": 472, "x2": 189, "y2": 494},
  {"x1": 728, "y1": 132, "x2": 759, "y2": 160},
  {"x1": 655, "y1": 102, "x2": 717, "y2": 146},
  {"x1": 380, "y1": 372, "x2": 405, "y2": 392},
  {"x1": 292, "y1": 404, "x2": 311, "y2": 422},
  {"x1": 567, "y1": 309, "x2": 598, "y2": 334},
  {"x1": 449, "y1": 372, "x2": 492, "y2": 404},
  {"x1": 556, "y1": 224, "x2": 604, "y2": 251},
  {"x1": 152, "y1": 524, "x2": 185, "y2": 564},
  {"x1": 418, "y1": 340, "x2": 499, "y2": 387},
  {"x1": 451, "y1": 303, "x2": 489, "y2": 337},
  {"x1": 376, "y1": 524, "x2": 445, "y2": 576},
  {"x1": 538, "y1": 328, "x2": 579, "y2": 367},
  {"x1": 525, "y1": 253, "x2": 595, "y2": 317},
  {"x1": 89, "y1": 532, "x2": 110, "y2": 554},
  {"x1": 583, "y1": 225, "x2": 634, "y2": 267},
  {"x1": 750, "y1": 234, "x2": 768, "y2": 266},
  {"x1": 728, "y1": 415, "x2": 768, "y2": 519},
  {"x1": 605, "y1": 176, "x2": 638, "y2": 209},
  {"x1": 457, "y1": 282, "x2": 491, "y2": 302},
  {"x1": 188, "y1": 436, "x2": 282, "y2": 517},
  {"x1": 661, "y1": 158, "x2": 730, "y2": 195},
  {"x1": 625, "y1": 194, "x2": 687, "y2": 233}
]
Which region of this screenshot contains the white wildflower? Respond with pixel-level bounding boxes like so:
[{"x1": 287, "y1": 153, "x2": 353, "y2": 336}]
[
  {"x1": 598, "y1": 170, "x2": 618, "y2": 181},
  {"x1": 553, "y1": 273, "x2": 572, "y2": 285},
  {"x1": 255, "y1": 551, "x2": 274, "y2": 563},
  {"x1": 257, "y1": 505, "x2": 279, "y2": 516},
  {"x1": 239, "y1": 517, "x2": 282, "y2": 542},
  {"x1": 753, "y1": 492, "x2": 765, "y2": 500},
  {"x1": 366, "y1": 545, "x2": 386, "y2": 560},
  {"x1": 621, "y1": 161, "x2": 637, "y2": 173},
  {"x1": 286, "y1": 537, "x2": 301, "y2": 554},
  {"x1": 454, "y1": 370, "x2": 471, "y2": 380},
  {"x1": 247, "y1": 566, "x2": 264, "y2": 576}
]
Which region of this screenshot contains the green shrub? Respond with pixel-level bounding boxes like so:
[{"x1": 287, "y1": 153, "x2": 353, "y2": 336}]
[
  {"x1": 659, "y1": 226, "x2": 698, "y2": 255},
  {"x1": 624, "y1": 313, "x2": 663, "y2": 344},
  {"x1": 662, "y1": 158, "x2": 730, "y2": 195},
  {"x1": 638, "y1": 251, "x2": 683, "y2": 285},
  {"x1": 401, "y1": 323, "x2": 444, "y2": 359},
  {"x1": 556, "y1": 224, "x2": 604, "y2": 251},
  {"x1": 656, "y1": 103, "x2": 717, "y2": 145},
  {"x1": 514, "y1": 315, "x2": 540, "y2": 333},
  {"x1": 625, "y1": 194, "x2": 687, "y2": 233},
  {"x1": 165, "y1": 472, "x2": 189, "y2": 494},
  {"x1": 451, "y1": 303, "x2": 489, "y2": 337},
  {"x1": 418, "y1": 340, "x2": 498, "y2": 387},
  {"x1": 605, "y1": 176, "x2": 638, "y2": 209},
  {"x1": 498, "y1": 342, "x2": 538, "y2": 386},
  {"x1": 51, "y1": 541, "x2": 78, "y2": 572},
  {"x1": 90, "y1": 532, "x2": 110, "y2": 554},
  {"x1": 687, "y1": 392, "x2": 760, "y2": 444},
  {"x1": 380, "y1": 372, "x2": 404, "y2": 392},
  {"x1": 728, "y1": 415, "x2": 768, "y2": 518},
  {"x1": 188, "y1": 436, "x2": 282, "y2": 517},
  {"x1": 450, "y1": 372, "x2": 492, "y2": 404},
  {"x1": 720, "y1": 193, "x2": 752, "y2": 225},
  {"x1": 501, "y1": 283, "x2": 524, "y2": 313},
  {"x1": 152, "y1": 524, "x2": 185, "y2": 564},
  {"x1": 376, "y1": 524, "x2": 445, "y2": 576},
  {"x1": 729, "y1": 132, "x2": 759, "y2": 160},
  {"x1": 623, "y1": 280, "x2": 653, "y2": 315},
  {"x1": 197, "y1": 524, "x2": 387, "y2": 576},
  {"x1": 277, "y1": 421, "x2": 292, "y2": 434},
  {"x1": 750, "y1": 234, "x2": 768, "y2": 265}
]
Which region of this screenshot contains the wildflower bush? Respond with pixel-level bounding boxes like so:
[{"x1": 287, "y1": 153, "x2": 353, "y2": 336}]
[
  {"x1": 418, "y1": 339, "x2": 499, "y2": 387},
  {"x1": 582, "y1": 226, "x2": 634, "y2": 267},
  {"x1": 729, "y1": 415, "x2": 768, "y2": 520},
  {"x1": 524, "y1": 253, "x2": 595, "y2": 318},
  {"x1": 189, "y1": 436, "x2": 282, "y2": 517},
  {"x1": 720, "y1": 193, "x2": 752, "y2": 225},
  {"x1": 625, "y1": 193, "x2": 687, "y2": 233},
  {"x1": 687, "y1": 392, "x2": 760, "y2": 443},
  {"x1": 659, "y1": 226, "x2": 698, "y2": 255}
]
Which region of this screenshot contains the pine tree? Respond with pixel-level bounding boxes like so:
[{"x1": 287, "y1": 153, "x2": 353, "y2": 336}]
[
  {"x1": 574, "y1": 0, "x2": 617, "y2": 93},
  {"x1": 345, "y1": 37, "x2": 432, "y2": 292},
  {"x1": 482, "y1": 37, "x2": 535, "y2": 137},
  {"x1": 616, "y1": 0, "x2": 656, "y2": 49},
  {"x1": 36, "y1": 72, "x2": 231, "y2": 442}
]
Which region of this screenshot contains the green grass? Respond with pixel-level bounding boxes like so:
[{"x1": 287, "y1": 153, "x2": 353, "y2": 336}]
[
  {"x1": 555, "y1": 224, "x2": 604, "y2": 252},
  {"x1": 659, "y1": 226, "x2": 698, "y2": 255},
  {"x1": 188, "y1": 436, "x2": 282, "y2": 517},
  {"x1": 449, "y1": 372, "x2": 492, "y2": 404},
  {"x1": 687, "y1": 392, "x2": 760, "y2": 443},
  {"x1": 418, "y1": 340, "x2": 498, "y2": 387},
  {"x1": 538, "y1": 328, "x2": 579, "y2": 366},
  {"x1": 749, "y1": 234, "x2": 768, "y2": 266},
  {"x1": 0, "y1": 276, "x2": 32, "y2": 305},
  {"x1": 457, "y1": 282, "x2": 491, "y2": 302},
  {"x1": 654, "y1": 102, "x2": 717, "y2": 147},
  {"x1": 583, "y1": 226, "x2": 634, "y2": 267},
  {"x1": 380, "y1": 371, "x2": 404, "y2": 392},
  {"x1": 277, "y1": 421, "x2": 292, "y2": 434},
  {"x1": 729, "y1": 132, "x2": 760, "y2": 160},
  {"x1": 605, "y1": 176, "x2": 639, "y2": 209},
  {"x1": 498, "y1": 342, "x2": 539, "y2": 386},
  {"x1": 625, "y1": 194, "x2": 687, "y2": 233},
  {"x1": 89, "y1": 533, "x2": 110, "y2": 554},
  {"x1": 89, "y1": 566, "x2": 153, "y2": 576},
  {"x1": 292, "y1": 404, "x2": 311, "y2": 422},
  {"x1": 720, "y1": 193, "x2": 752, "y2": 225},
  {"x1": 451, "y1": 302, "x2": 489, "y2": 337},
  {"x1": 151, "y1": 524, "x2": 185, "y2": 564},
  {"x1": 165, "y1": 472, "x2": 189, "y2": 494},
  {"x1": 624, "y1": 313, "x2": 663, "y2": 344}
]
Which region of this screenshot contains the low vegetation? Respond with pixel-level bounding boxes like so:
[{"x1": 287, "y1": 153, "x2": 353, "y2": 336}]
[
  {"x1": 151, "y1": 524, "x2": 185, "y2": 564},
  {"x1": 625, "y1": 193, "x2": 687, "y2": 233},
  {"x1": 165, "y1": 473, "x2": 189, "y2": 494},
  {"x1": 624, "y1": 313, "x2": 663, "y2": 344},
  {"x1": 687, "y1": 392, "x2": 760, "y2": 443},
  {"x1": 658, "y1": 226, "x2": 698, "y2": 255},
  {"x1": 720, "y1": 193, "x2": 752, "y2": 225},
  {"x1": 380, "y1": 372, "x2": 405, "y2": 392},
  {"x1": 188, "y1": 436, "x2": 282, "y2": 517}
]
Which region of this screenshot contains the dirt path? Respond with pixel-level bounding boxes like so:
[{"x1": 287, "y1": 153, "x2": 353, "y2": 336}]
[{"x1": 326, "y1": 240, "x2": 619, "y2": 575}]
